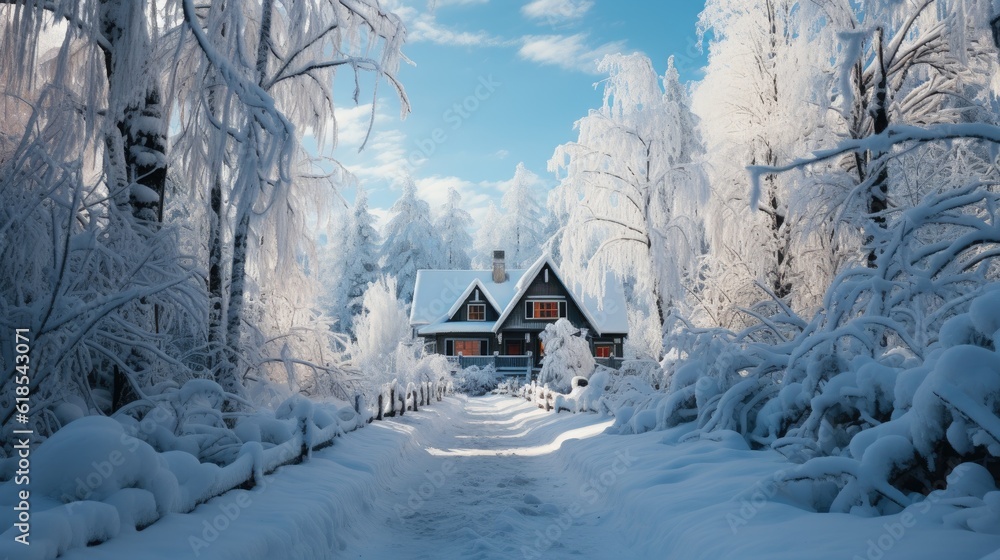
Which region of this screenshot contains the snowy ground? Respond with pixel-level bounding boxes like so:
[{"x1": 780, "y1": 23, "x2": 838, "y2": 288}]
[{"x1": 54, "y1": 395, "x2": 1000, "y2": 560}]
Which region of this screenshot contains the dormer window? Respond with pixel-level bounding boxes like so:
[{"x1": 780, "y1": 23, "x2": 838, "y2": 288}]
[{"x1": 468, "y1": 303, "x2": 486, "y2": 321}]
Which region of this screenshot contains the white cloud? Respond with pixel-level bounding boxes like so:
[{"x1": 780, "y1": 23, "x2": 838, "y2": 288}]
[
  {"x1": 409, "y1": 16, "x2": 503, "y2": 47},
  {"x1": 494, "y1": 149, "x2": 509, "y2": 160},
  {"x1": 344, "y1": 127, "x2": 411, "y2": 184},
  {"x1": 331, "y1": 104, "x2": 382, "y2": 148},
  {"x1": 521, "y1": 0, "x2": 593, "y2": 23},
  {"x1": 385, "y1": 0, "x2": 505, "y2": 47},
  {"x1": 518, "y1": 33, "x2": 627, "y2": 73},
  {"x1": 430, "y1": 0, "x2": 490, "y2": 7}
]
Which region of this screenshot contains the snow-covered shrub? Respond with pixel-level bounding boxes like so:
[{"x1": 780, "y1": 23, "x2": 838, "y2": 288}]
[
  {"x1": 538, "y1": 319, "x2": 596, "y2": 393},
  {"x1": 597, "y1": 183, "x2": 1000, "y2": 515},
  {"x1": 454, "y1": 365, "x2": 499, "y2": 396},
  {"x1": 493, "y1": 377, "x2": 523, "y2": 395},
  {"x1": 554, "y1": 368, "x2": 613, "y2": 413},
  {"x1": 351, "y1": 276, "x2": 415, "y2": 392}
]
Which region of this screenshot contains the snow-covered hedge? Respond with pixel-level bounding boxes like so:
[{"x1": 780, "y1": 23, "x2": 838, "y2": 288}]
[
  {"x1": 454, "y1": 364, "x2": 500, "y2": 396},
  {"x1": 0, "y1": 378, "x2": 363, "y2": 559},
  {"x1": 591, "y1": 184, "x2": 1000, "y2": 518}
]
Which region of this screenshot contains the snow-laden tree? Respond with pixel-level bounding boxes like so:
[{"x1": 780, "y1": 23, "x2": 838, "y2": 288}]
[
  {"x1": 0, "y1": 0, "x2": 411, "y2": 438},
  {"x1": 381, "y1": 176, "x2": 442, "y2": 302},
  {"x1": 801, "y1": 0, "x2": 998, "y2": 266},
  {"x1": 550, "y1": 53, "x2": 706, "y2": 329},
  {"x1": 172, "y1": 0, "x2": 409, "y2": 399},
  {"x1": 473, "y1": 202, "x2": 502, "y2": 268},
  {"x1": 435, "y1": 186, "x2": 473, "y2": 269},
  {"x1": 330, "y1": 186, "x2": 382, "y2": 333},
  {"x1": 692, "y1": 0, "x2": 840, "y2": 322},
  {"x1": 538, "y1": 318, "x2": 595, "y2": 393},
  {"x1": 498, "y1": 163, "x2": 547, "y2": 268},
  {"x1": 0, "y1": 0, "x2": 194, "y2": 431},
  {"x1": 352, "y1": 276, "x2": 414, "y2": 391}
]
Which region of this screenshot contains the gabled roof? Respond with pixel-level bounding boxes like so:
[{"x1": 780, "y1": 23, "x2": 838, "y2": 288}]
[
  {"x1": 444, "y1": 277, "x2": 502, "y2": 321},
  {"x1": 410, "y1": 255, "x2": 628, "y2": 336},
  {"x1": 410, "y1": 268, "x2": 527, "y2": 326}
]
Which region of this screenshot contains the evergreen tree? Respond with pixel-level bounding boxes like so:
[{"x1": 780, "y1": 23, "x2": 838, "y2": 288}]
[
  {"x1": 436, "y1": 187, "x2": 474, "y2": 269},
  {"x1": 338, "y1": 186, "x2": 382, "y2": 332},
  {"x1": 381, "y1": 177, "x2": 442, "y2": 302},
  {"x1": 473, "y1": 202, "x2": 503, "y2": 269},
  {"x1": 498, "y1": 163, "x2": 547, "y2": 268}
]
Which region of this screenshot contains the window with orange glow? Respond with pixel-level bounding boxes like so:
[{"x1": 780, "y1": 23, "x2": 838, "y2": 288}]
[{"x1": 454, "y1": 340, "x2": 482, "y2": 356}]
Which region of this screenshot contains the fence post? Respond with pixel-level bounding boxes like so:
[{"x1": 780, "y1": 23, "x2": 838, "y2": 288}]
[
  {"x1": 493, "y1": 350, "x2": 499, "y2": 370},
  {"x1": 377, "y1": 393, "x2": 384, "y2": 421},
  {"x1": 413, "y1": 388, "x2": 419, "y2": 412},
  {"x1": 298, "y1": 410, "x2": 310, "y2": 461}
]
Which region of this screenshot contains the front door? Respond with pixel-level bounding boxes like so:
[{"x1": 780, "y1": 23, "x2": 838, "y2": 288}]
[{"x1": 505, "y1": 340, "x2": 523, "y2": 356}]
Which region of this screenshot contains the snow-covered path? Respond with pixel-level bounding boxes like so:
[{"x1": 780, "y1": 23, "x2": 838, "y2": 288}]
[{"x1": 337, "y1": 394, "x2": 637, "y2": 559}]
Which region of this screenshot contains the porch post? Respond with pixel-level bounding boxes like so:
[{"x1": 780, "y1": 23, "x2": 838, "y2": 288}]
[{"x1": 525, "y1": 351, "x2": 533, "y2": 383}]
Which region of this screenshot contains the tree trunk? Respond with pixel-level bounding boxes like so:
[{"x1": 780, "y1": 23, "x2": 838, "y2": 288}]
[
  {"x1": 100, "y1": 0, "x2": 168, "y2": 411},
  {"x1": 222, "y1": 210, "x2": 250, "y2": 401},
  {"x1": 220, "y1": 0, "x2": 274, "y2": 402},
  {"x1": 866, "y1": 28, "x2": 891, "y2": 268},
  {"x1": 208, "y1": 174, "x2": 225, "y2": 372}
]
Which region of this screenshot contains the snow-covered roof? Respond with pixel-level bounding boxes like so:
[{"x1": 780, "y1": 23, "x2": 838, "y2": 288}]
[
  {"x1": 410, "y1": 255, "x2": 628, "y2": 336},
  {"x1": 410, "y1": 268, "x2": 528, "y2": 326}
]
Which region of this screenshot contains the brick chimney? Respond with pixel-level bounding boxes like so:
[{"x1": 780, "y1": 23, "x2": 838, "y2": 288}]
[{"x1": 492, "y1": 250, "x2": 506, "y2": 283}]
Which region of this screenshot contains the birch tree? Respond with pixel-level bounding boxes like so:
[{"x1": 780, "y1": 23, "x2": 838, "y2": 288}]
[
  {"x1": 175, "y1": 0, "x2": 408, "y2": 397},
  {"x1": 550, "y1": 54, "x2": 706, "y2": 328}
]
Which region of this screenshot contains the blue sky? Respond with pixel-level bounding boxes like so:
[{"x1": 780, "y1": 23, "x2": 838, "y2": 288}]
[{"x1": 326, "y1": 0, "x2": 708, "y2": 226}]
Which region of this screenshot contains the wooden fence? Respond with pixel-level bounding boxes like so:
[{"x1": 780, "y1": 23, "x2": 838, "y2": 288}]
[
  {"x1": 63, "y1": 381, "x2": 453, "y2": 557},
  {"x1": 519, "y1": 379, "x2": 565, "y2": 412}
]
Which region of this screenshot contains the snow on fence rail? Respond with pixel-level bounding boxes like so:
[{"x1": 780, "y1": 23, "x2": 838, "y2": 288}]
[
  {"x1": 517, "y1": 370, "x2": 612, "y2": 415},
  {"x1": 0, "y1": 380, "x2": 453, "y2": 560},
  {"x1": 374, "y1": 379, "x2": 450, "y2": 420}
]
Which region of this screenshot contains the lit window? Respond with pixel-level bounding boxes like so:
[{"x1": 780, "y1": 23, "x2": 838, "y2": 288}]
[
  {"x1": 468, "y1": 303, "x2": 486, "y2": 321},
  {"x1": 595, "y1": 345, "x2": 612, "y2": 358},
  {"x1": 526, "y1": 300, "x2": 566, "y2": 319},
  {"x1": 453, "y1": 340, "x2": 483, "y2": 356}
]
